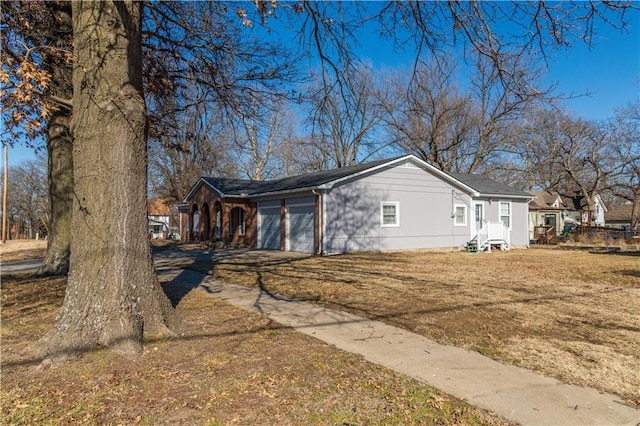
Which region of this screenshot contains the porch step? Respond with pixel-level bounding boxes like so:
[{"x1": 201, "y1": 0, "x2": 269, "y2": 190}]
[{"x1": 465, "y1": 239, "x2": 509, "y2": 253}]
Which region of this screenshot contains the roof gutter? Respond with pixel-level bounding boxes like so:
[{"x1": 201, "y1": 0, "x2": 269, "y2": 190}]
[
  {"x1": 226, "y1": 186, "x2": 323, "y2": 200},
  {"x1": 479, "y1": 193, "x2": 535, "y2": 200}
]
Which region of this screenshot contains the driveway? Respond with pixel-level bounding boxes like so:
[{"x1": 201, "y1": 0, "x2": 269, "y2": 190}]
[{"x1": 0, "y1": 258, "x2": 43, "y2": 274}]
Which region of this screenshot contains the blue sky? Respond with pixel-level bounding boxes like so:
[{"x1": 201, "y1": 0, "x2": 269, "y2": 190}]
[
  {"x1": 4, "y1": 4, "x2": 639, "y2": 167},
  {"x1": 544, "y1": 12, "x2": 639, "y2": 121},
  {"x1": 350, "y1": 5, "x2": 639, "y2": 122}
]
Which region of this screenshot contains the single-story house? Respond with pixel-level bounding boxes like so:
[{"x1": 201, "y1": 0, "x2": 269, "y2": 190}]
[
  {"x1": 178, "y1": 155, "x2": 532, "y2": 254},
  {"x1": 148, "y1": 198, "x2": 171, "y2": 239}
]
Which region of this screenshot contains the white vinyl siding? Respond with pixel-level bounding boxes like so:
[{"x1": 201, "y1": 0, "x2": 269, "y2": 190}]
[
  {"x1": 454, "y1": 205, "x2": 467, "y2": 226},
  {"x1": 381, "y1": 201, "x2": 399, "y2": 227}
]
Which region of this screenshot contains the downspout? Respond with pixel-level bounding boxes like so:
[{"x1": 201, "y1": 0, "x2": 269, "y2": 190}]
[
  {"x1": 526, "y1": 196, "x2": 535, "y2": 248},
  {"x1": 322, "y1": 190, "x2": 326, "y2": 255},
  {"x1": 312, "y1": 189, "x2": 325, "y2": 255}
]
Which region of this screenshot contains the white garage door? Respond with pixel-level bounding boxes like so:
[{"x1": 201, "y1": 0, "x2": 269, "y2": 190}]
[
  {"x1": 288, "y1": 204, "x2": 315, "y2": 253},
  {"x1": 258, "y1": 207, "x2": 281, "y2": 250}
]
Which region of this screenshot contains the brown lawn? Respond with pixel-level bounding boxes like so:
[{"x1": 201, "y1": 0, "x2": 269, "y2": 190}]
[
  {"x1": 175, "y1": 245, "x2": 640, "y2": 407},
  {"x1": 1, "y1": 241, "x2": 510, "y2": 425},
  {"x1": 0, "y1": 239, "x2": 47, "y2": 262}
]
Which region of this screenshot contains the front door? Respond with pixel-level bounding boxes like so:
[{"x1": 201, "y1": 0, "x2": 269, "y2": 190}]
[
  {"x1": 544, "y1": 213, "x2": 557, "y2": 235},
  {"x1": 472, "y1": 202, "x2": 484, "y2": 237}
]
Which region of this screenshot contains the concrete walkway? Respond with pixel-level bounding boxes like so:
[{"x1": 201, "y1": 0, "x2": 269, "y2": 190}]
[{"x1": 157, "y1": 266, "x2": 639, "y2": 426}]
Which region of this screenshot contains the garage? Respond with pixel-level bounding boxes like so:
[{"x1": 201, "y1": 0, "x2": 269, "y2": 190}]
[
  {"x1": 258, "y1": 203, "x2": 281, "y2": 250},
  {"x1": 287, "y1": 199, "x2": 315, "y2": 253}
]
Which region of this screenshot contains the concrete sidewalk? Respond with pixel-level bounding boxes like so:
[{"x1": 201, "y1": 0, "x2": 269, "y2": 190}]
[{"x1": 158, "y1": 266, "x2": 639, "y2": 426}]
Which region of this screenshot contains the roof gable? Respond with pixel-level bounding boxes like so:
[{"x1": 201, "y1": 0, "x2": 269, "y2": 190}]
[{"x1": 529, "y1": 191, "x2": 566, "y2": 210}]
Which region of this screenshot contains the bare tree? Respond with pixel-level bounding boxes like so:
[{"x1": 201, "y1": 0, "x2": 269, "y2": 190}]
[
  {"x1": 467, "y1": 51, "x2": 550, "y2": 174},
  {"x1": 274, "y1": 134, "x2": 326, "y2": 175},
  {"x1": 1, "y1": 155, "x2": 48, "y2": 239},
  {"x1": 306, "y1": 63, "x2": 387, "y2": 169},
  {"x1": 232, "y1": 98, "x2": 294, "y2": 180},
  {"x1": 144, "y1": 1, "x2": 301, "y2": 191},
  {"x1": 382, "y1": 59, "x2": 478, "y2": 172},
  {"x1": 511, "y1": 108, "x2": 612, "y2": 223},
  {"x1": 148, "y1": 87, "x2": 237, "y2": 206},
  {"x1": 607, "y1": 104, "x2": 640, "y2": 230}
]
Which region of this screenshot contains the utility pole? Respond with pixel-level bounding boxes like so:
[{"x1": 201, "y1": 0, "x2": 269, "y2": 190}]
[{"x1": 2, "y1": 145, "x2": 8, "y2": 244}]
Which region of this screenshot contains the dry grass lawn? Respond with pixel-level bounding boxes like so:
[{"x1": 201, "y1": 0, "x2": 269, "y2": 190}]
[
  {"x1": 0, "y1": 239, "x2": 46, "y2": 262},
  {"x1": 1, "y1": 241, "x2": 511, "y2": 425},
  {"x1": 172, "y1": 244, "x2": 640, "y2": 408}
]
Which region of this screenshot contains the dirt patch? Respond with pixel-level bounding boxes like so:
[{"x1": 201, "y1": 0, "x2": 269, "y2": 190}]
[
  {"x1": 1, "y1": 272, "x2": 511, "y2": 425},
  {"x1": 173, "y1": 246, "x2": 640, "y2": 407}
]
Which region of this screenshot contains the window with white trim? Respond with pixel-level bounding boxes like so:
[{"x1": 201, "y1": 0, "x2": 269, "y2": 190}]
[
  {"x1": 500, "y1": 201, "x2": 511, "y2": 229},
  {"x1": 381, "y1": 201, "x2": 399, "y2": 227},
  {"x1": 454, "y1": 205, "x2": 467, "y2": 226}
]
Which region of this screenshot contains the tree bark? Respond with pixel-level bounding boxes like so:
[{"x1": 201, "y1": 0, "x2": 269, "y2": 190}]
[
  {"x1": 39, "y1": 0, "x2": 178, "y2": 362},
  {"x1": 38, "y1": 112, "x2": 73, "y2": 275},
  {"x1": 631, "y1": 193, "x2": 640, "y2": 231}
]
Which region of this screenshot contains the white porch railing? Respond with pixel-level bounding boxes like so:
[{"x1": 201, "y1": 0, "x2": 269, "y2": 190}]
[{"x1": 475, "y1": 221, "x2": 510, "y2": 251}]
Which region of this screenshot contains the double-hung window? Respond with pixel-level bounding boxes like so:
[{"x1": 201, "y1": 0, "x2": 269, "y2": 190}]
[
  {"x1": 381, "y1": 201, "x2": 399, "y2": 227},
  {"x1": 454, "y1": 205, "x2": 467, "y2": 226},
  {"x1": 500, "y1": 202, "x2": 511, "y2": 229}
]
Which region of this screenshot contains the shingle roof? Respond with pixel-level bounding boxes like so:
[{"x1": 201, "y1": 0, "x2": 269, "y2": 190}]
[
  {"x1": 198, "y1": 156, "x2": 530, "y2": 199},
  {"x1": 604, "y1": 203, "x2": 633, "y2": 222},
  {"x1": 447, "y1": 173, "x2": 532, "y2": 198},
  {"x1": 528, "y1": 190, "x2": 566, "y2": 210},
  {"x1": 202, "y1": 158, "x2": 395, "y2": 196}
]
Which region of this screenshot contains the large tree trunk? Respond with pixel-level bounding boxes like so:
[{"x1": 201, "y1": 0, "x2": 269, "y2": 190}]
[
  {"x1": 39, "y1": 0, "x2": 178, "y2": 362},
  {"x1": 38, "y1": 1, "x2": 73, "y2": 276},
  {"x1": 631, "y1": 193, "x2": 640, "y2": 231},
  {"x1": 38, "y1": 112, "x2": 73, "y2": 275}
]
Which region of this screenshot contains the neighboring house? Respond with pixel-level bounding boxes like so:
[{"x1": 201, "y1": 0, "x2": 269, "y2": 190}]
[
  {"x1": 528, "y1": 190, "x2": 572, "y2": 242},
  {"x1": 178, "y1": 155, "x2": 532, "y2": 254},
  {"x1": 148, "y1": 198, "x2": 171, "y2": 239},
  {"x1": 561, "y1": 193, "x2": 607, "y2": 227},
  {"x1": 605, "y1": 202, "x2": 634, "y2": 230},
  {"x1": 529, "y1": 190, "x2": 608, "y2": 243}
]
